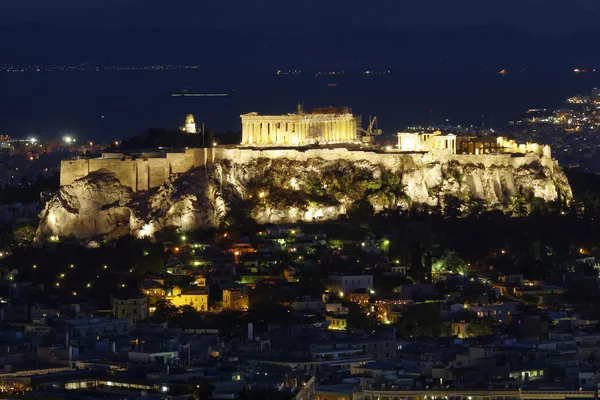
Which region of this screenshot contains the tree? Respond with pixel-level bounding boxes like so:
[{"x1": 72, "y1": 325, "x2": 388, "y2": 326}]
[
  {"x1": 443, "y1": 194, "x2": 464, "y2": 218},
  {"x1": 396, "y1": 303, "x2": 449, "y2": 339},
  {"x1": 466, "y1": 198, "x2": 486, "y2": 217},
  {"x1": 345, "y1": 301, "x2": 378, "y2": 332},
  {"x1": 432, "y1": 250, "x2": 468, "y2": 275},
  {"x1": 13, "y1": 224, "x2": 36, "y2": 244},
  {"x1": 466, "y1": 317, "x2": 495, "y2": 337},
  {"x1": 172, "y1": 305, "x2": 202, "y2": 329},
  {"x1": 510, "y1": 196, "x2": 528, "y2": 217},
  {"x1": 349, "y1": 198, "x2": 374, "y2": 220},
  {"x1": 151, "y1": 299, "x2": 179, "y2": 323}
]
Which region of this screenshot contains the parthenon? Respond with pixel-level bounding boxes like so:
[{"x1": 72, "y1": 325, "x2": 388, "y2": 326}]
[{"x1": 240, "y1": 106, "x2": 358, "y2": 146}]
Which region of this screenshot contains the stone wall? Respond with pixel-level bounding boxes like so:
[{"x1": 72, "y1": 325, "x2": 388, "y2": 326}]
[
  {"x1": 59, "y1": 148, "x2": 213, "y2": 191},
  {"x1": 60, "y1": 146, "x2": 554, "y2": 191},
  {"x1": 213, "y1": 147, "x2": 552, "y2": 172}
]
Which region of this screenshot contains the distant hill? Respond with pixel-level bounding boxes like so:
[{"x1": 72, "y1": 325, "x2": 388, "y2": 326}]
[{"x1": 0, "y1": 23, "x2": 598, "y2": 70}]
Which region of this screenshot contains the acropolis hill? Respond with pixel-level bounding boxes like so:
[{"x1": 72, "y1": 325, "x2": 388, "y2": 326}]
[{"x1": 38, "y1": 108, "x2": 572, "y2": 241}]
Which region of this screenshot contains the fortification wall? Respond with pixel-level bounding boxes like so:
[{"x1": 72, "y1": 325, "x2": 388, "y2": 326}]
[
  {"x1": 60, "y1": 160, "x2": 90, "y2": 187},
  {"x1": 213, "y1": 147, "x2": 546, "y2": 171},
  {"x1": 60, "y1": 147, "x2": 549, "y2": 191},
  {"x1": 148, "y1": 159, "x2": 170, "y2": 189},
  {"x1": 60, "y1": 148, "x2": 213, "y2": 190},
  {"x1": 88, "y1": 159, "x2": 137, "y2": 190}
]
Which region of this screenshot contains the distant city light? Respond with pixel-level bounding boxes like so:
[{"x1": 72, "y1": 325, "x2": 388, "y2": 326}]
[{"x1": 63, "y1": 136, "x2": 74, "y2": 144}]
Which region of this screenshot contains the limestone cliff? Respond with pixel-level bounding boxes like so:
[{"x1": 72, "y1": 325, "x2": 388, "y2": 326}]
[{"x1": 36, "y1": 152, "x2": 573, "y2": 241}]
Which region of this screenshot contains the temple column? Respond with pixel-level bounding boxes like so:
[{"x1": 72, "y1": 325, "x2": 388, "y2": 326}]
[
  {"x1": 331, "y1": 121, "x2": 336, "y2": 142},
  {"x1": 325, "y1": 121, "x2": 330, "y2": 143},
  {"x1": 268, "y1": 122, "x2": 275, "y2": 144},
  {"x1": 304, "y1": 122, "x2": 308, "y2": 144},
  {"x1": 301, "y1": 122, "x2": 306, "y2": 145},
  {"x1": 249, "y1": 122, "x2": 256, "y2": 144},
  {"x1": 296, "y1": 122, "x2": 301, "y2": 145},
  {"x1": 256, "y1": 121, "x2": 265, "y2": 144},
  {"x1": 334, "y1": 121, "x2": 338, "y2": 142},
  {"x1": 290, "y1": 123, "x2": 296, "y2": 145},
  {"x1": 336, "y1": 120, "x2": 341, "y2": 142},
  {"x1": 263, "y1": 122, "x2": 269, "y2": 144},
  {"x1": 344, "y1": 120, "x2": 352, "y2": 142},
  {"x1": 303, "y1": 122, "x2": 308, "y2": 144},
  {"x1": 282, "y1": 122, "x2": 288, "y2": 145},
  {"x1": 331, "y1": 121, "x2": 340, "y2": 143}
]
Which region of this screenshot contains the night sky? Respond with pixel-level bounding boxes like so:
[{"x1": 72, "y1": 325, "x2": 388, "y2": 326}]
[{"x1": 1, "y1": 0, "x2": 600, "y2": 35}]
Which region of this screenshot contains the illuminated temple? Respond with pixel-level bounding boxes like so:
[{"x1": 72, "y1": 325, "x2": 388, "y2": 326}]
[{"x1": 240, "y1": 105, "x2": 358, "y2": 146}]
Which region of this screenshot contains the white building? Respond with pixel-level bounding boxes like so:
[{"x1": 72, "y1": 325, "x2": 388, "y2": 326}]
[
  {"x1": 329, "y1": 274, "x2": 373, "y2": 294},
  {"x1": 112, "y1": 296, "x2": 148, "y2": 325},
  {"x1": 397, "y1": 131, "x2": 456, "y2": 154}
]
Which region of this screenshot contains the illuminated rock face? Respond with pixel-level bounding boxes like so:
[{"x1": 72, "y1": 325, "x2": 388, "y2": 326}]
[{"x1": 36, "y1": 153, "x2": 572, "y2": 241}]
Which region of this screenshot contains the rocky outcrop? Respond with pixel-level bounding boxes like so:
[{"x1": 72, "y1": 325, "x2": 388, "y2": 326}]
[{"x1": 36, "y1": 152, "x2": 573, "y2": 241}]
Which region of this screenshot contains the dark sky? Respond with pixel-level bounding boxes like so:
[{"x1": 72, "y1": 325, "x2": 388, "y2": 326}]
[{"x1": 1, "y1": 0, "x2": 600, "y2": 35}]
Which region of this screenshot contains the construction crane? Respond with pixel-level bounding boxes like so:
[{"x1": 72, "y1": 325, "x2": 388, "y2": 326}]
[{"x1": 359, "y1": 116, "x2": 382, "y2": 144}]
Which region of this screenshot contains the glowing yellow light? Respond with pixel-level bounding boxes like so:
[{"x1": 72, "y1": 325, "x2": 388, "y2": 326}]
[
  {"x1": 56, "y1": 282, "x2": 60, "y2": 287},
  {"x1": 103, "y1": 265, "x2": 108, "y2": 269},
  {"x1": 72, "y1": 291, "x2": 77, "y2": 296},
  {"x1": 70, "y1": 264, "x2": 74, "y2": 269},
  {"x1": 86, "y1": 283, "x2": 91, "y2": 288},
  {"x1": 181, "y1": 235, "x2": 187, "y2": 241},
  {"x1": 339, "y1": 291, "x2": 344, "y2": 298},
  {"x1": 59, "y1": 273, "x2": 65, "y2": 278},
  {"x1": 259, "y1": 191, "x2": 266, "y2": 198},
  {"x1": 121, "y1": 284, "x2": 126, "y2": 288},
  {"x1": 32, "y1": 265, "x2": 37, "y2": 269}
]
